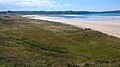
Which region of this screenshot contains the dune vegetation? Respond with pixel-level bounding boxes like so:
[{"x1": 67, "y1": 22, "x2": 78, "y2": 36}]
[{"x1": 0, "y1": 15, "x2": 120, "y2": 67}]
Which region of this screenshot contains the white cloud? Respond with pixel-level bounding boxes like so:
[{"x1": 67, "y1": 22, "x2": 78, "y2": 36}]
[{"x1": 0, "y1": 0, "x2": 72, "y2": 8}]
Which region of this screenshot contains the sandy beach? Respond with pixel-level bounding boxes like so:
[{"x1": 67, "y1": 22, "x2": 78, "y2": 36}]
[{"x1": 23, "y1": 15, "x2": 120, "y2": 38}]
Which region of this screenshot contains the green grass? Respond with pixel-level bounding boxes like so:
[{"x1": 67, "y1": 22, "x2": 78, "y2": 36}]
[{"x1": 0, "y1": 15, "x2": 120, "y2": 67}]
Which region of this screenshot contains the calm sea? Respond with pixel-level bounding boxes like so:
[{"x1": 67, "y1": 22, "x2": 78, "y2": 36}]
[{"x1": 48, "y1": 13, "x2": 120, "y2": 21}]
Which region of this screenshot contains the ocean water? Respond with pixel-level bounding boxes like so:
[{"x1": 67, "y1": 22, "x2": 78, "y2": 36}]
[{"x1": 48, "y1": 13, "x2": 120, "y2": 21}]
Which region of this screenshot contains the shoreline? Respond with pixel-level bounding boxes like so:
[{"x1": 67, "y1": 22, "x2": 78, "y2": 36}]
[{"x1": 22, "y1": 15, "x2": 120, "y2": 38}]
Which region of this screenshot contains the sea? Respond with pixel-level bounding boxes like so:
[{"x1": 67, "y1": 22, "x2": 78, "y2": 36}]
[{"x1": 46, "y1": 13, "x2": 120, "y2": 21}]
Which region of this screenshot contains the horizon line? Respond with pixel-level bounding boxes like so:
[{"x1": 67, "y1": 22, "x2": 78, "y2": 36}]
[{"x1": 0, "y1": 10, "x2": 120, "y2": 12}]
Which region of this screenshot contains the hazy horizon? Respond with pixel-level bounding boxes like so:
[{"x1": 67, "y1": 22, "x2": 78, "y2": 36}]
[{"x1": 0, "y1": 10, "x2": 120, "y2": 12}]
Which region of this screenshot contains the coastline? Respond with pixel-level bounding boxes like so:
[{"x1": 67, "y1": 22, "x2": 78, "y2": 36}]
[
  {"x1": 22, "y1": 15, "x2": 120, "y2": 38},
  {"x1": 1, "y1": 14, "x2": 120, "y2": 66}
]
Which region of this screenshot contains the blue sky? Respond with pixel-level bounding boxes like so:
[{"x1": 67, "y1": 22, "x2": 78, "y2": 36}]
[{"x1": 0, "y1": 0, "x2": 120, "y2": 11}]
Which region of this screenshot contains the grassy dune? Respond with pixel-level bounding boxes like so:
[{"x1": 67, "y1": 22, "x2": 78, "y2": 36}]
[{"x1": 0, "y1": 15, "x2": 120, "y2": 67}]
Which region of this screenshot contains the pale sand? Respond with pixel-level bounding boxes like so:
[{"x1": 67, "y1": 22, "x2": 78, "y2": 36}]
[{"x1": 22, "y1": 15, "x2": 120, "y2": 38}]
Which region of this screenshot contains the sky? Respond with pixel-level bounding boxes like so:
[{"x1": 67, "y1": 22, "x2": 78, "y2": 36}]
[{"x1": 0, "y1": 0, "x2": 120, "y2": 11}]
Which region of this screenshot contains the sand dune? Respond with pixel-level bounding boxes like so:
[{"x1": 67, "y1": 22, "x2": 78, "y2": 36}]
[{"x1": 23, "y1": 15, "x2": 120, "y2": 38}]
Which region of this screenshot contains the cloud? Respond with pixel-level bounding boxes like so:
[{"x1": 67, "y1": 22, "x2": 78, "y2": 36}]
[{"x1": 0, "y1": 0, "x2": 72, "y2": 8}]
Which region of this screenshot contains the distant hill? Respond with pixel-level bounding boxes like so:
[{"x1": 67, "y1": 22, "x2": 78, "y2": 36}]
[
  {"x1": 100, "y1": 10, "x2": 120, "y2": 13},
  {"x1": 0, "y1": 10, "x2": 120, "y2": 15},
  {"x1": 0, "y1": 11, "x2": 92, "y2": 15}
]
